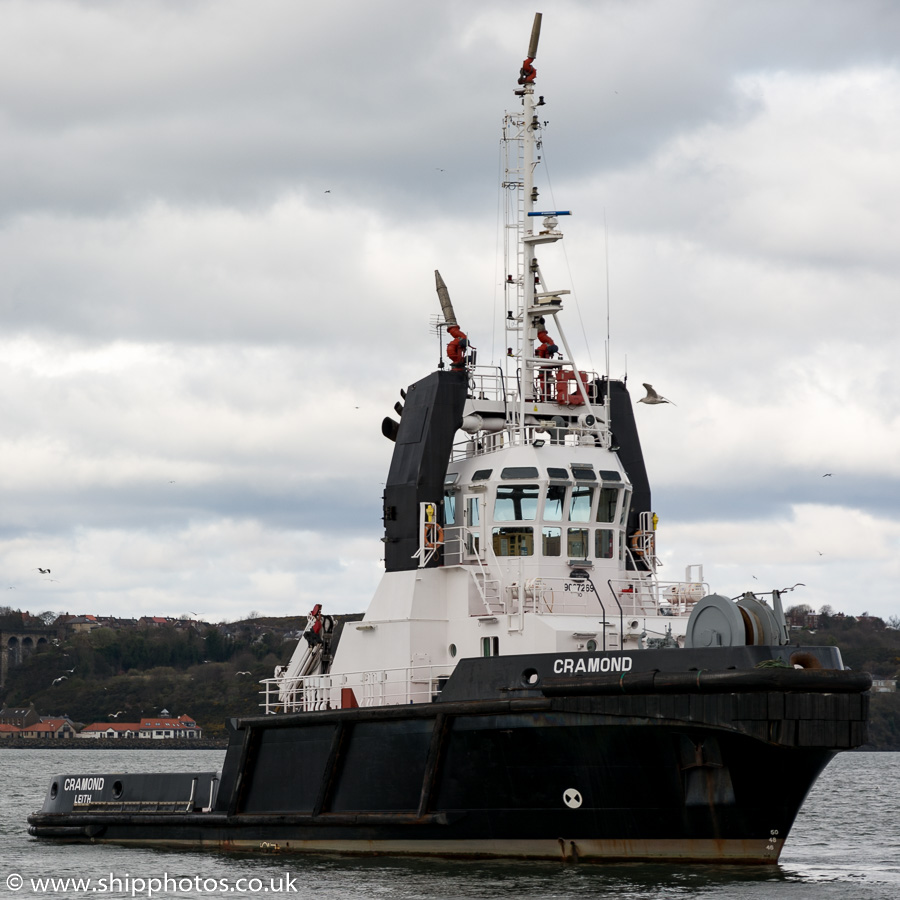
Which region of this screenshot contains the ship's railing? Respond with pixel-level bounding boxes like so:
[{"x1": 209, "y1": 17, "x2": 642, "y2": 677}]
[
  {"x1": 499, "y1": 575, "x2": 708, "y2": 618},
  {"x1": 436, "y1": 546, "x2": 707, "y2": 619},
  {"x1": 450, "y1": 423, "x2": 611, "y2": 462},
  {"x1": 260, "y1": 664, "x2": 454, "y2": 714},
  {"x1": 609, "y1": 578, "x2": 708, "y2": 617},
  {"x1": 467, "y1": 368, "x2": 511, "y2": 404}
]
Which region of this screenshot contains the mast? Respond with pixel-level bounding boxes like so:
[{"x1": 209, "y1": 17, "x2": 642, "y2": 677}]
[
  {"x1": 505, "y1": 14, "x2": 595, "y2": 446},
  {"x1": 518, "y1": 15, "x2": 540, "y2": 444}
]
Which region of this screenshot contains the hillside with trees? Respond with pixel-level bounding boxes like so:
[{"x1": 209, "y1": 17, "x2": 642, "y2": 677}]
[{"x1": 1, "y1": 612, "x2": 313, "y2": 735}]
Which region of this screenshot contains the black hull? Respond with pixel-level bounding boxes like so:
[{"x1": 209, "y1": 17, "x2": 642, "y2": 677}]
[{"x1": 28, "y1": 660, "x2": 869, "y2": 863}]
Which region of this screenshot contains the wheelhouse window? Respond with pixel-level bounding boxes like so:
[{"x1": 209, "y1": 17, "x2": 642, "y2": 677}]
[
  {"x1": 501, "y1": 466, "x2": 539, "y2": 479},
  {"x1": 596, "y1": 487, "x2": 618, "y2": 523},
  {"x1": 567, "y1": 527, "x2": 589, "y2": 559},
  {"x1": 596, "y1": 528, "x2": 615, "y2": 559},
  {"x1": 544, "y1": 484, "x2": 566, "y2": 521},
  {"x1": 620, "y1": 489, "x2": 632, "y2": 527},
  {"x1": 443, "y1": 491, "x2": 456, "y2": 525},
  {"x1": 465, "y1": 495, "x2": 480, "y2": 555},
  {"x1": 492, "y1": 527, "x2": 534, "y2": 557},
  {"x1": 569, "y1": 485, "x2": 594, "y2": 523},
  {"x1": 494, "y1": 484, "x2": 539, "y2": 521},
  {"x1": 466, "y1": 496, "x2": 480, "y2": 526},
  {"x1": 542, "y1": 526, "x2": 561, "y2": 556}
]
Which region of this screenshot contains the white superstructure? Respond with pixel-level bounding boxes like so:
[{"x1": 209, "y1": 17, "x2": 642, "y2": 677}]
[{"x1": 262, "y1": 15, "x2": 711, "y2": 714}]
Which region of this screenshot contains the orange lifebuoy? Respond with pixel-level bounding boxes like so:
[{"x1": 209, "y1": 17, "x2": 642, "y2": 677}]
[
  {"x1": 630, "y1": 531, "x2": 654, "y2": 557},
  {"x1": 425, "y1": 523, "x2": 444, "y2": 548}
]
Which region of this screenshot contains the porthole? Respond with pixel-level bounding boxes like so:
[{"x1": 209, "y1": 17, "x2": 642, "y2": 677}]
[
  {"x1": 586, "y1": 639, "x2": 598, "y2": 652},
  {"x1": 112, "y1": 780, "x2": 124, "y2": 799},
  {"x1": 521, "y1": 667, "x2": 540, "y2": 686},
  {"x1": 449, "y1": 644, "x2": 457, "y2": 658},
  {"x1": 50, "y1": 781, "x2": 58, "y2": 800}
]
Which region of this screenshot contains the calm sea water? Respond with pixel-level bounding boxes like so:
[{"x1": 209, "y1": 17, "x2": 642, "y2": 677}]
[{"x1": 1, "y1": 749, "x2": 896, "y2": 899}]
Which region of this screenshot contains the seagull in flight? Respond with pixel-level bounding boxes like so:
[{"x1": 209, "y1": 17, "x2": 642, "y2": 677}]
[
  {"x1": 235, "y1": 671, "x2": 252, "y2": 676},
  {"x1": 51, "y1": 675, "x2": 68, "y2": 685},
  {"x1": 822, "y1": 473, "x2": 833, "y2": 477},
  {"x1": 109, "y1": 711, "x2": 125, "y2": 718},
  {"x1": 638, "y1": 383, "x2": 676, "y2": 406},
  {"x1": 33, "y1": 567, "x2": 51, "y2": 574}
]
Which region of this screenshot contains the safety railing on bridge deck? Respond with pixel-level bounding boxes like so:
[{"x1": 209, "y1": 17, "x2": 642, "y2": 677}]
[
  {"x1": 260, "y1": 664, "x2": 455, "y2": 714},
  {"x1": 609, "y1": 578, "x2": 708, "y2": 618}
]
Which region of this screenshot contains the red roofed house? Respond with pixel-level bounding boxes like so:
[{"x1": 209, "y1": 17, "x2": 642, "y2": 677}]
[
  {"x1": 139, "y1": 714, "x2": 201, "y2": 739},
  {"x1": 19, "y1": 717, "x2": 77, "y2": 739},
  {"x1": 77, "y1": 722, "x2": 140, "y2": 740},
  {"x1": 0, "y1": 723, "x2": 21, "y2": 739}
]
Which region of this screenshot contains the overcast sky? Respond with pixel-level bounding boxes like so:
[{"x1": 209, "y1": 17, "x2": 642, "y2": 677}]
[{"x1": 2, "y1": 0, "x2": 900, "y2": 623}]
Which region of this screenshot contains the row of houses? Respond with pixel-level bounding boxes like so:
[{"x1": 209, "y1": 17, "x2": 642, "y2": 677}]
[
  {"x1": 80, "y1": 714, "x2": 202, "y2": 739},
  {"x1": 0, "y1": 707, "x2": 202, "y2": 739}
]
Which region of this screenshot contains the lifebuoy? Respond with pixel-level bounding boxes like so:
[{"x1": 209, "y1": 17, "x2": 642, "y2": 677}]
[
  {"x1": 425, "y1": 523, "x2": 444, "y2": 548},
  {"x1": 630, "y1": 531, "x2": 654, "y2": 557}
]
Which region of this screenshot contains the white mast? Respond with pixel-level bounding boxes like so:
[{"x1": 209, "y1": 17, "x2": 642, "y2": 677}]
[{"x1": 504, "y1": 13, "x2": 597, "y2": 446}]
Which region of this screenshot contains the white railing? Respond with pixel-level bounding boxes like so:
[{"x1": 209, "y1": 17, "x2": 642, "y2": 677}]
[
  {"x1": 467, "y1": 368, "x2": 510, "y2": 404},
  {"x1": 502, "y1": 574, "x2": 707, "y2": 619},
  {"x1": 260, "y1": 664, "x2": 454, "y2": 714},
  {"x1": 609, "y1": 578, "x2": 708, "y2": 617}
]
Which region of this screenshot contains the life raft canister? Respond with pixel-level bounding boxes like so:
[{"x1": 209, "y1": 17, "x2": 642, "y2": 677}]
[{"x1": 555, "y1": 369, "x2": 588, "y2": 406}]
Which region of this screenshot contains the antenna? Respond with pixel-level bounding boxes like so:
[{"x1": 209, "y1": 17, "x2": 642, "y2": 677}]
[
  {"x1": 604, "y1": 209, "x2": 610, "y2": 381},
  {"x1": 605, "y1": 209, "x2": 612, "y2": 446}
]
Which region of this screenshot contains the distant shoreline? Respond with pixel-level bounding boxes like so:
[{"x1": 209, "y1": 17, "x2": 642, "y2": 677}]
[{"x1": 0, "y1": 738, "x2": 228, "y2": 750}]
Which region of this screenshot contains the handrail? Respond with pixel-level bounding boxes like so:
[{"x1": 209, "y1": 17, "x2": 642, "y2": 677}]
[{"x1": 260, "y1": 663, "x2": 455, "y2": 714}]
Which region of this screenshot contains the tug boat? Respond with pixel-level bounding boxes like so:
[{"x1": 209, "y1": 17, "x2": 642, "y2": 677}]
[{"x1": 28, "y1": 15, "x2": 870, "y2": 862}]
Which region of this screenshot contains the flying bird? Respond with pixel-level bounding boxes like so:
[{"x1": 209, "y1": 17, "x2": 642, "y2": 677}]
[
  {"x1": 236, "y1": 671, "x2": 251, "y2": 676},
  {"x1": 822, "y1": 473, "x2": 833, "y2": 477},
  {"x1": 638, "y1": 384, "x2": 675, "y2": 406},
  {"x1": 781, "y1": 583, "x2": 806, "y2": 592},
  {"x1": 65, "y1": 667, "x2": 75, "y2": 674},
  {"x1": 51, "y1": 676, "x2": 68, "y2": 685},
  {"x1": 33, "y1": 567, "x2": 51, "y2": 574},
  {"x1": 109, "y1": 711, "x2": 125, "y2": 718}
]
